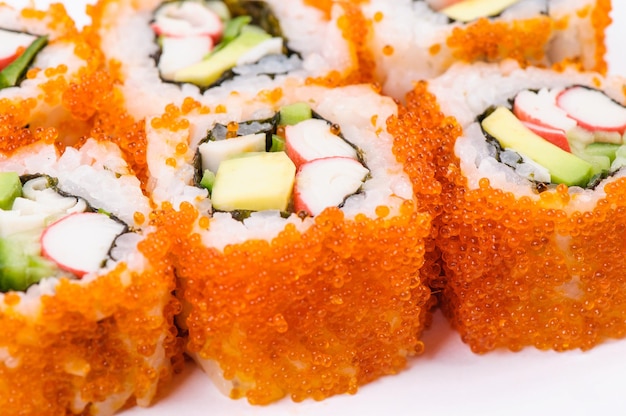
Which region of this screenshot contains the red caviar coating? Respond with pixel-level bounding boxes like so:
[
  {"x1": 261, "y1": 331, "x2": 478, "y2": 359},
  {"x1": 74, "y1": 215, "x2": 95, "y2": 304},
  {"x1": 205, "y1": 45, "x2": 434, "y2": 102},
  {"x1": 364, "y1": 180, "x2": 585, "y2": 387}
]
[
  {"x1": 0, "y1": 99, "x2": 58, "y2": 154},
  {"x1": 21, "y1": 3, "x2": 79, "y2": 39},
  {"x1": 307, "y1": 2, "x2": 376, "y2": 87},
  {"x1": 589, "y1": 0, "x2": 611, "y2": 74},
  {"x1": 447, "y1": 17, "x2": 552, "y2": 65},
  {"x1": 152, "y1": 197, "x2": 433, "y2": 404},
  {"x1": 304, "y1": 0, "x2": 368, "y2": 18},
  {"x1": 0, "y1": 228, "x2": 182, "y2": 415},
  {"x1": 404, "y1": 80, "x2": 626, "y2": 353},
  {"x1": 386, "y1": 82, "x2": 455, "y2": 294},
  {"x1": 60, "y1": 62, "x2": 152, "y2": 188}
]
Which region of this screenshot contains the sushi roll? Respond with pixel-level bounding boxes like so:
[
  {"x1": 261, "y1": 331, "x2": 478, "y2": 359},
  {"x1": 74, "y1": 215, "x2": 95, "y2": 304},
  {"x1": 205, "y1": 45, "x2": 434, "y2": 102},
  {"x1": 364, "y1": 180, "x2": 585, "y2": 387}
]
[
  {"x1": 0, "y1": 138, "x2": 181, "y2": 415},
  {"x1": 146, "y1": 78, "x2": 436, "y2": 404},
  {"x1": 89, "y1": 0, "x2": 366, "y2": 120},
  {"x1": 361, "y1": 0, "x2": 611, "y2": 99},
  {"x1": 416, "y1": 60, "x2": 626, "y2": 352},
  {"x1": 0, "y1": 2, "x2": 105, "y2": 146}
]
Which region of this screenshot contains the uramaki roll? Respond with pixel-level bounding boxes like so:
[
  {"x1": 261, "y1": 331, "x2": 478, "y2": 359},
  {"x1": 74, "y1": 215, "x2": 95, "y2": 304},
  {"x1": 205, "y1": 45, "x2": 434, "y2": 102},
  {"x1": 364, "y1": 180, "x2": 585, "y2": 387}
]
[
  {"x1": 89, "y1": 0, "x2": 367, "y2": 120},
  {"x1": 147, "y1": 78, "x2": 436, "y2": 404},
  {"x1": 0, "y1": 139, "x2": 180, "y2": 415},
  {"x1": 419, "y1": 60, "x2": 626, "y2": 352},
  {"x1": 361, "y1": 0, "x2": 611, "y2": 99},
  {"x1": 0, "y1": 2, "x2": 105, "y2": 147}
]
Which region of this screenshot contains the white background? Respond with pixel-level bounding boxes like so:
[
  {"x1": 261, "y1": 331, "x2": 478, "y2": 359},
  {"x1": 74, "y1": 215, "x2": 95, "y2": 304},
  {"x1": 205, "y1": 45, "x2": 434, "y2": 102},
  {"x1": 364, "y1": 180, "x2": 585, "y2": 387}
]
[{"x1": 7, "y1": 1, "x2": 626, "y2": 415}]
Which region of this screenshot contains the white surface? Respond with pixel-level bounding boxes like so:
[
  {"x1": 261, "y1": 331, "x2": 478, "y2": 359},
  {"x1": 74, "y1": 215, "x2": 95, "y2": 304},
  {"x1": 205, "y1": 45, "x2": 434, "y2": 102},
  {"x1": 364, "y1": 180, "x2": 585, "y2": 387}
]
[{"x1": 9, "y1": 1, "x2": 626, "y2": 415}]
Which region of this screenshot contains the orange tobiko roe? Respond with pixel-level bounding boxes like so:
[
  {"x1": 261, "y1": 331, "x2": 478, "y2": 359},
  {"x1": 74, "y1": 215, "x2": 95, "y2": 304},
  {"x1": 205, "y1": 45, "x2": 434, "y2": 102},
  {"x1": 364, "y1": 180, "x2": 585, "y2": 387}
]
[
  {"x1": 0, "y1": 4, "x2": 106, "y2": 150},
  {"x1": 445, "y1": 0, "x2": 611, "y2": 74},
  {"x1": 404, "y1": 80, "x2": 626, "y2": 353},
  {"x1": 153, "y1": 198, "x2": 433, "y2": 405},
  {"x1": 446, "y1": 17, "x2": 552, "y2": 65},
  {"x1": 306, "y1": 1, "x2": 377, "y2": 88},
  {"x1": 0, "y1": 228, "x2": 183, "y2": 416}
]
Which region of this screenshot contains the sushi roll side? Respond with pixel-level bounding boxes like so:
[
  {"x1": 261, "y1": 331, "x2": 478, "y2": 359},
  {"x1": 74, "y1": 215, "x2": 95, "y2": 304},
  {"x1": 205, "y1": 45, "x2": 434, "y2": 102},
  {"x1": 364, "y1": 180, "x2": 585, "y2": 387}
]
[
  {"x1": 0, "y1": 139, "x2": 182, "y2": 415},
  {"x1": 419, "y1": 60, "x2": 626, "y2": 352},
  {"x1": 146, "y1": 79, "x2": 437, "y2": 404}
]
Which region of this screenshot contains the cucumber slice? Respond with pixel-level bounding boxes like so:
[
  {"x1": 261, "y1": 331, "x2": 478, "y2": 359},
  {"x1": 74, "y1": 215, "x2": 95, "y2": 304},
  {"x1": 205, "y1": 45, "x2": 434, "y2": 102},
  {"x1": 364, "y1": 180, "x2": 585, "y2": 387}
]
[
  {"x1": 0, "y1": 172, "x2": 22, "y2": 210},
  {"x1": 0, "y1": 235, "x2": 55, "y2": 292},
  {"x1": 584, "y1": 142, "x2": 622, "y2": 163},
  {"x1": 270, "y1": 134, "x2": 285, "y2": 152},
  {"x1": 279, "y1": 102, "x2": 312, "y2": 126},
  {"x1": 0, "y1": 35, "x2": 48, "y2": 89},
  {"x1": 200, "y1": 169, "x2": 216, "y2": 192},
  {"x1": 570, "y1": 141, "x2": 612, "y2": 176},
  {"x1": 212, "y1": 15, "x2": 252, "y2": 55}
]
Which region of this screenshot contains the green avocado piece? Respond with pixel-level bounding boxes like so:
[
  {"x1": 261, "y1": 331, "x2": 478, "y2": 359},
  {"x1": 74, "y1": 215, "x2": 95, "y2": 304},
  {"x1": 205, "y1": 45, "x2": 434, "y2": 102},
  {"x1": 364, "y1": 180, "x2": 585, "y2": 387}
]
[
  {"x1": 0, "y1": 236, "x2": 56, "y2": 292},
  {"x1": 481, "y1": 106, "x2": 594, "y2": 187},
  {"x1": 0, "y1": 35, "x2": 48, "y2": 90},
  {"x1": 211, "y1": 151, "x2": 296, "y2": 212},
  {"x1": 0, "y1": 172, "x2": 22, "y2": 210},
  {"x1": 174, "y1": 26, "x2": 271, "y2": 87},
  {"x1": 279, "y1": 102, "x2": 312, "y2": 126}
]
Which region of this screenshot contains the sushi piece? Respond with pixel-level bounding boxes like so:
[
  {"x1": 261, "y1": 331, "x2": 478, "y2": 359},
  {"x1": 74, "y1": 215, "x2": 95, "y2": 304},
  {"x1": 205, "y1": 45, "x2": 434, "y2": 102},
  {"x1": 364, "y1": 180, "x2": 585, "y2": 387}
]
[
  {"x1": 0, "y1": 2, "x2": 107, "y2": 147},
  {"x1": 89, "y1": 0, "x2": 365, "y2": 120},
  {"x1": 0, "y1": 138, "x2": 181, "y2": 415},
  {"x1": 360, "y1": 0, "x2": 611, "y2": 99},
  {"x1": 416, "y1": 60, "x2": 626, "y2": 352},
  {"x1": 146, "y1": 79, "x2": 436, "y2": 404}
]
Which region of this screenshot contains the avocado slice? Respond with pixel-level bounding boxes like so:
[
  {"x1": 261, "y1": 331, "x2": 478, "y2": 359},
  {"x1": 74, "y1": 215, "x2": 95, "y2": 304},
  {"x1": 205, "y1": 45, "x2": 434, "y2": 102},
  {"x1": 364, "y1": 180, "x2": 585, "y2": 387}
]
[
  {"x1": 0, "y1": 172, "x2": 22, "y2": 210},
  {"x1": 481, "y1": 106, "x2": 594, "y2": 187},
  {"x1": 440, "y1": 0, "x2": 521, "y2": 22},
  {"x1": 0, "y1": 35, "x2": 48, "y2": 90},
  {"x1": 211, "y1": 151, "x2": 296, "y2": 212},
  {"x1": 174, "y1": 25, "x2": 272, "y2": 87}
]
